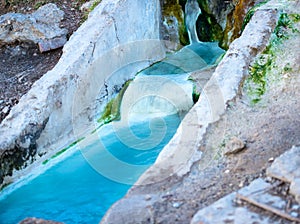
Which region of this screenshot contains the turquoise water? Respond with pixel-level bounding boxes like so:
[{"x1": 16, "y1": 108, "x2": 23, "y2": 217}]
[
  {"x1": 141, "y1": 43, "x2": 225, "y2": 76},
  {"x1": 0, "y1": 114, "x2": 180, "y2": 224}
]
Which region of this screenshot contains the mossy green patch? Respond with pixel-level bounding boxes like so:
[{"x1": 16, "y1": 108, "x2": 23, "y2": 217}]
[
  {"x1": 246, "y1": 54, "x2": 272, "y2": 104},
  {"x1": 273, "y1": 13, "x2": 300, "y2": 41},
  {"x1": 162, "y1": 0, "x2": 189, "y2": 46},
  {"x1": 96, "y1": 80, "x2": 131, "y2": 124},
  {"x1": 196, "y1": 11, "x2": 223, "y2": 42},
  {"x1": 42, "y1": 137, "x2": 85, "y2": 165},
  {"x1": 245, "y1": 12, "x2": 297, "y2": 104}
]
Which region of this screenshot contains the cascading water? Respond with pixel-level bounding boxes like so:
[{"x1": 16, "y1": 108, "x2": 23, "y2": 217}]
[
  {"x1": 185, "y1": 0, "x2": 201, "y2": 43},
  {"x1": 0, "y1": 2, "x2": 225, "y2": 223}
]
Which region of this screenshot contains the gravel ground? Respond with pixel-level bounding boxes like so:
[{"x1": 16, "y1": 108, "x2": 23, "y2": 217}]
[{"x1": 0, "y1": 0, "x2": 86, "y2": 123}]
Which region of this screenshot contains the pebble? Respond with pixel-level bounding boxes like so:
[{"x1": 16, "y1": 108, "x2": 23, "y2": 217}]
[
  {"x1": 172, "y1": 202, "x2": 182, "y2": 208},
  {"x1": 144, "y1": 195, "x2": 151, "y2": 201},
  {"x1": 224, "y1": 136, "x2": 246, "y2": 155},
  {"x1": 268, "y1": 157, "x2": 274, "y2": 162},
  {"x1": 265, "y1": 176, "x2": 273, "y2": 182},
  {"x1": 235, "y1": 198, "x2": 243, "y2": 205},
  {"x1": 2, "y1": 106, "x2": 9, "y2": 114},
  {"x1": 238, "y1": 181, "x2": 244, "y2": 188},
  {"x1": 18, "y1": 77, "x2": 24, "y2": 83},
  {"x1": 224, "y1": 169, "x2": 230, "y2": 174}
]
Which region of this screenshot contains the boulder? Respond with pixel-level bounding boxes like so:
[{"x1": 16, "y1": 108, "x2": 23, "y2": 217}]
[{"x1": 0, "y1": 3, "x2": 67, "y2": 52}]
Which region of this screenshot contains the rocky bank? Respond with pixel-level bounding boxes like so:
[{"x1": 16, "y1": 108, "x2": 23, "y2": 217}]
[
  {"x1": 0, "y1": 0, "x2": 266, "y2": 191},
  {"x1": 102, "y1": 0, "x2": 300, "y2": 223},
  {"x1": 0, "y1": 0, "x2": 163, "y2": 188},
  {"x1": 0, "y1": 0, "x2": 299, "y2": 223}
]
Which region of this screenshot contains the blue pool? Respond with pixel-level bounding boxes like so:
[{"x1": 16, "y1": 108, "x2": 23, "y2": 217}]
[{"x1": 0, "y1": 114, "x2": 181, "y2": 223}]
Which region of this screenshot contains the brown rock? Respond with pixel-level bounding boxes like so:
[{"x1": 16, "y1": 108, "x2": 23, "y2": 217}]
[
  {"x1": 224, "y1": 136, "x2": 245, "y2": 155},
  {"x1": 38, "y1": 37, "x2": 67, "y2": 53}
]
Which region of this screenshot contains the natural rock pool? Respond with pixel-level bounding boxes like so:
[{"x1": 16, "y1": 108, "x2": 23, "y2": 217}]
[
  {"x1": 0, "y1": 0, "x2": 225, "y2": 221},
  {"x1": 0, "y1": 114, "x2": 181, "y2": 223},
  {"x1": 0, "y1": 36, "x2": 225, "y2": 223}
]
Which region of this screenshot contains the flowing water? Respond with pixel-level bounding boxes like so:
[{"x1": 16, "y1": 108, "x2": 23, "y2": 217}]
[
  {"x1": 0, "y1": 1, "x2": 225, "y2": 222},
  {"x1": 185, "y1": 0, "x2": 201, "y2": 43},
  {"x1": 0, "y1": 114, "x2": 181, "y2": 223}
]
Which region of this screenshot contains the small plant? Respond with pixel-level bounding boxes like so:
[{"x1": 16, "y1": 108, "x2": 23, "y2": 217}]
[
  {"x1": 274, "y1": 13, "x2": 293, "y2": 40},
  {"x1": 246, "y1": 54, "x2": 272, "y2": 104},
  {"x1": 34, "y1": 0, "x2": 46, "y2": 9},
  {"x1": 244, "y1": 12, "x2": 298, "y2": 104},
  {"x1": 290, "y1": 13, "x2": 300, "y2": 22},
  {"x1": 81, "y1": 0, "x2": 102, "y2": 22}
]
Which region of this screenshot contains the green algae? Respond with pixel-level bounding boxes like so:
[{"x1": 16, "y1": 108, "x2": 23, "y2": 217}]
[
  {"x1": 96, "y1": 80, "x2": 131, "y2": 124},
  {"x1": 0, "y1": 181, "x2": 12, "y2": 191},
  {"x1": 245, "y1": 12, "x2": 298, "y2": 104},
  {"x1": 246, "y1": 54, "x2": 272, "y2": 104},
  {"x1": 196, "y1": 10, "x2": 223, "y2": 42},
  {"x1": 42, "y1": 137, "x2": 85, "y2": 165},
  {"x1": 162, "y1": 0, "x2": 189, "y2": 46},
  {"x1": 90, "y1": 80, "x2": 132, "y2": 134}
]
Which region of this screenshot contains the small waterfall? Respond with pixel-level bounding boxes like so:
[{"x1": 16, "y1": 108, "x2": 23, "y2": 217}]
[
  {"x1": 115, "y1": 0, "x2": 225, "y2": 123},
  {"x1": 185, "y1": 0, "x2": 201, "y2": 44}
]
